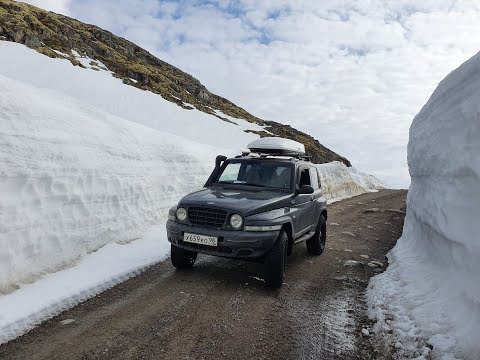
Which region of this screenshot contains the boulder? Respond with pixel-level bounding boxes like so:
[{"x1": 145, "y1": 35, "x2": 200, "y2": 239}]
[
  {"x1": 13, "y1": 29, "x2": 25, "y2": 43},
  {"x1": 25, "y1": 35, "x2": 42, "y2": 48}
]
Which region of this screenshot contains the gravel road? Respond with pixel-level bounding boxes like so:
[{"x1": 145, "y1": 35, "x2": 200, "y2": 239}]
[{"x1": 0, "y1": 189, "x2": 407, "y2": 360}]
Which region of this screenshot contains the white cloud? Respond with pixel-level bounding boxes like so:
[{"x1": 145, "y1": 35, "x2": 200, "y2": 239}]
[
  {"x1": 21, "y1": 0, "x2": 480, "y2": 188},
  {"x1": 20, "y1": 0, "x2": 71, "y2": 14}
]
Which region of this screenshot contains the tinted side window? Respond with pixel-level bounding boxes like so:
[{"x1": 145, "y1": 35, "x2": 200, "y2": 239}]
[
  {"x1": 310, "y1": 167, "x2": 319, "y2": 189},
  {"x1": 299, "y1": 168, "x2": 311, "y2": 186}
]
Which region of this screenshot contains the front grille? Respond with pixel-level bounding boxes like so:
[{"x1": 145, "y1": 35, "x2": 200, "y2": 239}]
[{"x1": 188, "y1": 207, "x2": 227, "y2": 228}]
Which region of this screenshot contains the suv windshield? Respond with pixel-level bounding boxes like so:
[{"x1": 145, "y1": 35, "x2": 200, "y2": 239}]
[{"x1": 215, "y1": 160, "x2": 293, "y2": 191}]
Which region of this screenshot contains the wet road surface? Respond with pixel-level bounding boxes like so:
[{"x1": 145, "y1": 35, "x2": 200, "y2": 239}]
[{"x1": 0, "y1": 190, "x2": 407, "y2": 360}]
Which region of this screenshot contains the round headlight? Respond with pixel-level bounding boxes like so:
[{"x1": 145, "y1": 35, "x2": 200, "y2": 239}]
[
  {"x1": 230, "y1": 214, "x2": 243, "y2": 229},
  {"x1": 176, "y1": 207, "x2": 187, "y2": 222}
]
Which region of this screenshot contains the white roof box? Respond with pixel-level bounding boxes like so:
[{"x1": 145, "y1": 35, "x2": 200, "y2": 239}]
[{"x1": 248, "y1": 137, "x2": 305, "y2": 155}]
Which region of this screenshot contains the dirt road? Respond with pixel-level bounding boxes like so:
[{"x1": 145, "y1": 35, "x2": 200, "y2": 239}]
[{"x1": 0, "y1": 190, "x2": 407, "y2": 360}]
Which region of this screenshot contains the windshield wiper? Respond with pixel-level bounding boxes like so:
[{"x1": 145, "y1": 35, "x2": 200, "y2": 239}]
[{"x1": 242, "y1": 183, "x2": 270, "y2": 188}]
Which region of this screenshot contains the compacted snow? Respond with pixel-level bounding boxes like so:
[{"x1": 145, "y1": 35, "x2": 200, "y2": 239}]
[
  {"x1": 367, "y1": 52, "x2": 480, "y2": 359},
  {"x1": 0, "y1": 41, "x2": 383, "y2": 344}
]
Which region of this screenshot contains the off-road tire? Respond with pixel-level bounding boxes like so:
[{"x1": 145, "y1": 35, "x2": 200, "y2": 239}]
[
  {"x1": 264, "y1": 230, "x2": 288, "y2": 288},
  {"x1": 171, "y1": 244, "x2": 197, "y2": 269},
  {"x1": 307, "y1": 215, "x2": 326, "y2": 255}
]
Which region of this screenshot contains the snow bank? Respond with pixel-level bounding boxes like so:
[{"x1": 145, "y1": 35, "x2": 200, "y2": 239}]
[
  {"x1": 367, "y1": 52, "x2": 480, "y2": 359},
  {"x1": 0, "y1": 226, "x2": 170, "y2": 345},
  {"x1": 316, "y1": 161, "x2": 384, "y2": 202},
  {"x1": 0, "y1": 73, "x2": 219, "y2": 294}
]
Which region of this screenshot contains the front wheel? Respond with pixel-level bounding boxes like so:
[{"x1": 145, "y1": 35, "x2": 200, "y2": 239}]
[
  {"x1": 171, "y1": 244, "x2": 197, "y2": 269},
  {"x1": 307, "y1": 215, "x2": 326, "y2": 255},
  {"x1": 264, "y1": 230, "x2": 288, "y2": 288}
]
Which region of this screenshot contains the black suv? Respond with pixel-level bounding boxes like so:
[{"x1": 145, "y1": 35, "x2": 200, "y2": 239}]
[{"x1": 166, "y1": 141, "x2": 327, "y2": 288}]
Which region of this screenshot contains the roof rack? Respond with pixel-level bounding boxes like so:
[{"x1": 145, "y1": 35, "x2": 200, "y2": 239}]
[{"x1": 236, "y1": 151, "x2": 312, "y2": 162}]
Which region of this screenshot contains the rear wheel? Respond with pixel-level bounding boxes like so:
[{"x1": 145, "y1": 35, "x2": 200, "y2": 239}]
[
  {"x1": 171, "y1": 244, "x2": 197, "y2": 269},
  {"x1": 264, "y1": 230, "x2": 288, "y2": 288},
  {"x1": 307, "y1": 215, "x2": 326, "y2": 255}
]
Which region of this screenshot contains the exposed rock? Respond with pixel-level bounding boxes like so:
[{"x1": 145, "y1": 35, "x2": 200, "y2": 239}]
[
  {"x1": 24, "y1": 35, "x2": 42, "y2": 48},
  {"x1": 364, "y1": 208, "x2": 380, "y2": 213},
  {"x1": 185, "y1": 83, "x2": 199, "y2": 95},
  {"x1": 341, "y1": 231, "x2": 356, "y2": 237},
  {"x1": 198, "y1": 89, "x2": 210, "y2": 102},
  {"x1": 367, "y1": 260, "x2": 384, "y2": 268},
  {"x1": 126, "y1": 70, "x2": 145, "y2": 83},
  {"x1": 344, "y1": 260, "x2": 360, "y2": 266},
  {"x1": 387, "y1": 208, "x2": 406, "y2": 214},
  {"x1": 13, "y1": 29, "x2": 24, "y2": 43}
]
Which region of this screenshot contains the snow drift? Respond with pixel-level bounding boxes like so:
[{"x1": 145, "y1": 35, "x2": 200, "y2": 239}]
[
  {"x1": 367, "y1": 53, "x2": 480, "y2": 359},
  {"x1": 0, "y1": 41, "x2": 383, "y2": 344}
]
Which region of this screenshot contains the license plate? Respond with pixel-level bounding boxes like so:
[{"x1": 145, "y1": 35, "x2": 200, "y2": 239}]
[{"x1": 184, "y1": 233, "x2": 218, "y2": 247}]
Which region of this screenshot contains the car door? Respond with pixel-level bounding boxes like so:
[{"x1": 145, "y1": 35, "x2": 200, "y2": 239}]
[
  {"x1": 309, "y1": 165, "x2": 322, "y2": 225},
  {"x1": 291, "y1": 166, "x2": 315, "y2": 236}
]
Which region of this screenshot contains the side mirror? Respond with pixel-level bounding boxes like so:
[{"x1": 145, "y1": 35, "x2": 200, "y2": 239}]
[{"x1": 297, "y1": 185, "x2": 314, "y2": 195}]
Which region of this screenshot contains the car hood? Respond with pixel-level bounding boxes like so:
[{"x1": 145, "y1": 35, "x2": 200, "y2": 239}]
[{"x1": 179, "y1": 186, "x2": 292, "y2": 216}]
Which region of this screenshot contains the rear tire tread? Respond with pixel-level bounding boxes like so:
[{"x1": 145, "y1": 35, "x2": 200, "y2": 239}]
[{"x1": 307, "y1": 215, "x2": 326, "y2": 256}]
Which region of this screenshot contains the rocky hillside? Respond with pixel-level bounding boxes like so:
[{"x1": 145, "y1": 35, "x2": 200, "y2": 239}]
[{"x1": 0, "y1": 0, "x2": 350, "y2": 166}]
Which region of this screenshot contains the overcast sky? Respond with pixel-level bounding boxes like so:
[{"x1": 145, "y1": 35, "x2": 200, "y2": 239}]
[{"x1": 22, "y1": 0, "x2": 480, "y2": 187}]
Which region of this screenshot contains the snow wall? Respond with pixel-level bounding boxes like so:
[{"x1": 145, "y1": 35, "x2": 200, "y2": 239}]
[
  {"x1": 0, "y1": 74, "x2": 219, "y2": 294},
  {"x1": 367, "y1": 53, "x2": 480, "y2": 359}
]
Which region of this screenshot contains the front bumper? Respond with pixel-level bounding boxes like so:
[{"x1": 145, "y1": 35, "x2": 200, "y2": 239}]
[{"x1": 166, "y1": 220, "x2": 280, "y2": 259}]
